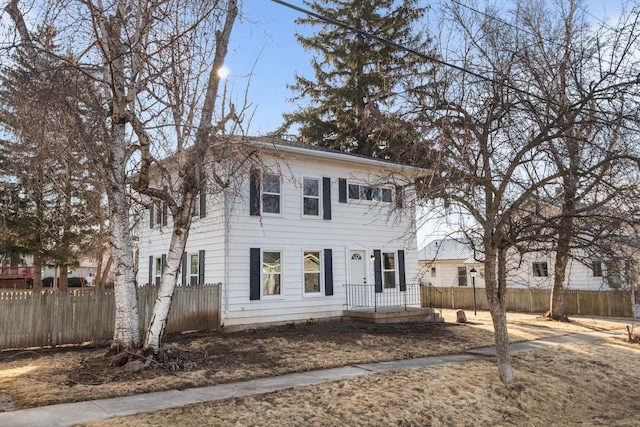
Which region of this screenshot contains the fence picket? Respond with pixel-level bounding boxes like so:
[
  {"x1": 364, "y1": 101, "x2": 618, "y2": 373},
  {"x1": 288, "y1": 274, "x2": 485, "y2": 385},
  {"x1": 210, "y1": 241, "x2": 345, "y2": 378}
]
[
  {"x1": 0, "y1": 283, "x2": 220, "y2": 350},
  {"x1": 432, "y1": 287, "x2": 634, "y2": 317}
]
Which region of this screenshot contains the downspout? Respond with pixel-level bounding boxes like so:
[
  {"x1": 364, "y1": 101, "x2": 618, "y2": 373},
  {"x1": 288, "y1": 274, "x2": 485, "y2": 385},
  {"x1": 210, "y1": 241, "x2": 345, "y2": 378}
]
[{"x1": 224, "y1": 183, "x2": 230, "y2": 321}]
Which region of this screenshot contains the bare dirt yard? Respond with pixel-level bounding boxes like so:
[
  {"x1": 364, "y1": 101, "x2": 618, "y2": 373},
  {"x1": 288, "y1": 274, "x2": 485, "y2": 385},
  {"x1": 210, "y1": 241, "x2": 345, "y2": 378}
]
[{"x1": 1, "y1": 310, "x2": 638, "y2": 426}]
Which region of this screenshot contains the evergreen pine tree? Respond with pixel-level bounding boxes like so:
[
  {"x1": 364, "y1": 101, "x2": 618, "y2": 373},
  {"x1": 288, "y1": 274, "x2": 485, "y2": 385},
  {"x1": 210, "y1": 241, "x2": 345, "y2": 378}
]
[
  {"x1": 281, "y1": 0, "x2": 433, "y2": 160},
  {"x1": 0, "y1": 33, "x2": 101, "y2": 288}
]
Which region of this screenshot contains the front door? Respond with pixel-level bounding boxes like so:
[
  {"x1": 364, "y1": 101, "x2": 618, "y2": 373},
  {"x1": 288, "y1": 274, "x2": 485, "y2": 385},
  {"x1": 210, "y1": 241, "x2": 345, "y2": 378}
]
[{"x1": 350, "y1": 250, "x2": 366, "y2": 285}]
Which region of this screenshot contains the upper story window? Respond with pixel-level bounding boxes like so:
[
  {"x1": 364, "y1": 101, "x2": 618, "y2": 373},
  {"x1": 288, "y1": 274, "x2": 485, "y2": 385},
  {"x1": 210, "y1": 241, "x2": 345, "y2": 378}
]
[
  {"x1": 193, "y1": 194, "x2": 201, "y2": 218},
  {"x1": 262, "y1": 174, "x2": 281, "y2": 214},
  {"x1": 303, "y1": 177, "x2": 320, "y2": 216},
  {"x1": 431, "y1": 267, "x2": 437, "y2": 277},
  {"x1": 348, "y1": 183, "x2": 392, "y2": 203},
  {"x1": 532, "y1": 262, "x2": 549, "y2": 277}
]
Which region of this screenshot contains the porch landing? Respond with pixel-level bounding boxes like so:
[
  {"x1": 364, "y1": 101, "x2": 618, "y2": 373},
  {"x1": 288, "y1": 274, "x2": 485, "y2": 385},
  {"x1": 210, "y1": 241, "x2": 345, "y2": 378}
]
[{"x1": 343, "y1": 307, "x2": 443, "y2": 324}]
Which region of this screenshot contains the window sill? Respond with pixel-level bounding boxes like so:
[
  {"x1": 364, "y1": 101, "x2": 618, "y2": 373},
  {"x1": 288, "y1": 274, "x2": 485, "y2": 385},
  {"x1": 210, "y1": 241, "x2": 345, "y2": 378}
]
[{"x1": 302, "y1": 291, "x2": 324, "y2": 298}]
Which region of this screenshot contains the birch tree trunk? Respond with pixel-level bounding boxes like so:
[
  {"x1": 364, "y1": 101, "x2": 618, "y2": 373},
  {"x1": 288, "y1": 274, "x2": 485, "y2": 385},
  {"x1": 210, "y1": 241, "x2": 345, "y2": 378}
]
[
  {"x1": 144, "y1": 201, "x2": 193, "y2": 352},
  {"x1": 108, "y1": 174, "x2": 140, "y2": 349}
]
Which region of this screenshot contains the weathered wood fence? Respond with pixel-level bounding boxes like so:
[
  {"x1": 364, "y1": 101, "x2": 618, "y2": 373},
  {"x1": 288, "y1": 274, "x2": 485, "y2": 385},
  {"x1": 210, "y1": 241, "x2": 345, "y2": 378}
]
[
  {"x1": 0, "y1": 283, "x2": 221, "y2": 350},
  {"x1": 429, "y1": 287, "x2": 635, "y2": 318}
]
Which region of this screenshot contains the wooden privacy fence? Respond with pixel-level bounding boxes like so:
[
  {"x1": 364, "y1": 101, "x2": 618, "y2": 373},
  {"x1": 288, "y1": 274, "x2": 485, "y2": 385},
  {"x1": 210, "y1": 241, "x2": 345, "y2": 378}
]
[
  {"x1": 426, "y1": 287, "x2": 635, "y2": 318},
  {"x1": 0, "y1": 283, "x2": 221, "y2": 350}
]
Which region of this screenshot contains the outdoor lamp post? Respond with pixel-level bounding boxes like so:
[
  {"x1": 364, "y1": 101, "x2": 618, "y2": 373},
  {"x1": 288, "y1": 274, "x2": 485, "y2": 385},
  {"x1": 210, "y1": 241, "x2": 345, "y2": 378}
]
[{"x1": 470, "y1": 267, "x2": 478, "y2": 316}]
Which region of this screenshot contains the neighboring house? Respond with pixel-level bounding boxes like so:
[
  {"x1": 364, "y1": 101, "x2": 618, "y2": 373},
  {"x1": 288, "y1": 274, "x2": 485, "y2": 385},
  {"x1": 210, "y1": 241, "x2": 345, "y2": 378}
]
[
  {"x1": 137, "y1": 138, "x2": 425, "y2": 329},
  {"x1": 0, "y1": 256, "x2": 98, "y2": 289},
  {"x1": 419, "y1": 238, "x2": 630, "y2": 291}
]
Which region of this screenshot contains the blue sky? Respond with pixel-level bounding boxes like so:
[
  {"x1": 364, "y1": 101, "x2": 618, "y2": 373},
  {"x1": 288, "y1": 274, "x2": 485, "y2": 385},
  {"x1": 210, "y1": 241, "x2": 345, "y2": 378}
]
[
  {"x1": 223, "y1": 0, "x2": 313, "y2": 135},
  {"x1": 222, "y1": 0, "x2": 623, "y2": 135}
]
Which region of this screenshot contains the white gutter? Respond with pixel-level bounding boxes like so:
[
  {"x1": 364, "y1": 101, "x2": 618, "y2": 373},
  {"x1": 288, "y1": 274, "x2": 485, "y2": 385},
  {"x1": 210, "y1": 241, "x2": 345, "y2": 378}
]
[{"x1": 250, "y1": 140, "x2": 429, "y2": 178}]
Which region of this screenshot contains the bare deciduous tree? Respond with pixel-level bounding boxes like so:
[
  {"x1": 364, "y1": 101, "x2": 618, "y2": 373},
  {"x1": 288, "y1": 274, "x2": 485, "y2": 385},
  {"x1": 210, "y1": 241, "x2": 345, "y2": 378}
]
[{"x1": 413, "y1": 0, "x2": 640, "y2": 384}]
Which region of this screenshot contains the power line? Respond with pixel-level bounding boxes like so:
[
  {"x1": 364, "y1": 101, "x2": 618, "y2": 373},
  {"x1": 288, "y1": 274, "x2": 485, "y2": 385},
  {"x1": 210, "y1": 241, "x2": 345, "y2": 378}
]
[
  {"x1": 269, "y1": 0, "x2": 640, "y2": 129},
  {"x1": 268, "y1": 0, "x2": 549, "y2": 102}
]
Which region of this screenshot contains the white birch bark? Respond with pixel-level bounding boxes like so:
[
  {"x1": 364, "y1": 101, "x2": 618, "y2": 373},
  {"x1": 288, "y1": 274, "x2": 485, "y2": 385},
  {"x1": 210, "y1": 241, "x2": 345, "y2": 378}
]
[
  {"x1": 144, "y1": 198, "x2": 194, "y2": 351},
  {"x1": 142, "y1": 0, "x2": 238, "y2": 353}
]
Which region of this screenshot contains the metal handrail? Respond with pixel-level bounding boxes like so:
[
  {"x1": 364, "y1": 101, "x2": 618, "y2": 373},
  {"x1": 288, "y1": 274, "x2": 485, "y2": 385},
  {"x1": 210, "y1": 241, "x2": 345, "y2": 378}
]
[
  {"x1": 344, "y1": 283, "x2": 423, "y2": 312},
  {"x1": 421, "y1": 282, "x2": 443, "y2": 318}
]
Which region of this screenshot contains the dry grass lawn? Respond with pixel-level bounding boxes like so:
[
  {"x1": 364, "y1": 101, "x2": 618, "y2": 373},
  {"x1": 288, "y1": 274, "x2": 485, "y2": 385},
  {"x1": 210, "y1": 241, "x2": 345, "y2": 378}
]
[
  {"x1": 83, "y1": 338, "x2": 640, "y2": 427},
  {"x1": 0, "y1": 309, "x2": 635, "y2": 424}
]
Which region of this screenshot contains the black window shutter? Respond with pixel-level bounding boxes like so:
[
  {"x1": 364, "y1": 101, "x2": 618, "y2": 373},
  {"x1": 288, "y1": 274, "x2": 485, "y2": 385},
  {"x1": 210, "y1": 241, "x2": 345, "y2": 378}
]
[
  {"x1": 149, "y1": 204, "x2": 155, "y2": 229},
  {"x1": 250, "y1": 248, "x2": 261, "y2": 300},
  {"x1": 148, "y1": 256, "x2": 154, "y2": 285},
  {"x1": 161, "y1": 254, "x2": 166, "y2": 276},
  {"x1": 398, "y1": 250, "x2": 406, "y2": 291},
  {"x1": 338, "y1": 178, "x2": 347, "y2": 203},
  {"x1": 200, "y1": 190, "x2": 207, "y2": 218},
  {"x1": 249, "y1": 169, "x2": 261, "y2": 216},
  {"x1": 324, "y1": 249, "x2": 333, "y2": 296},
  {"x1": 181, "y1": 252, "x2": 187, "y2": 285},
  {"x1": 374, "y1": 250, "x2": 382, "y2": 293},
  {"x1": 198, "y1": 250, "x2": 205, "y2": 284},
  {"x1": 395, "y1": 186, "x2": 404, "y2": 209},
  {"x1": 323, "y1": 177, "x2": 332, "y2": 220},
  {"x1": 162, "y1": 203, "x2": 168, "y2": 226},
  {"x1": 162, "y1": 186, "x2": 168, "y2": 226}
]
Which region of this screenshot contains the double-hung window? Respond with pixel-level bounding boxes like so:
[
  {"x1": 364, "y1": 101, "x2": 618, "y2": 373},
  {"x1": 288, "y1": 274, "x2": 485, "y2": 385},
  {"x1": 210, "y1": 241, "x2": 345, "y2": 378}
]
[
  {"x1": 303, "y1": 177, "x2": 320, "y2": 216},
  {"x1": 592, "y1": 261, "x2": 603, "y2": 277},
  {"x1": 383, "y1": 252, "x2": 396, "y2": 288},
  {"x1": 532, "y1": 262, "x2": 549, "y2": 277},
  {"x1": 189, "y1": 254, "x2": 199, "y2": 285},
  {"x1": 155, "y1": 258, "x2": 162, "y2": 285},
  {"x1": 303, "y1": 251, "x2": 322, "y2": 293},
  {"x1": 262, "y1": 251, "x2": 282, "y2": 295},
  {"x1": 262, "y1": 174, "x2": 281, "y2": 214}
]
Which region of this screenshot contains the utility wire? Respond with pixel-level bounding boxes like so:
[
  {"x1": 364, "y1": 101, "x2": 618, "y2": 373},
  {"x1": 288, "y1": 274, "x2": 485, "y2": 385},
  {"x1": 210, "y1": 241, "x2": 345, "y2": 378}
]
[
  {"x1": 269, "y1": 0, "x2": 549, "y2": 102},
  {"x1": 270, "y1": 0, "x2": 640, "y2": 130}
]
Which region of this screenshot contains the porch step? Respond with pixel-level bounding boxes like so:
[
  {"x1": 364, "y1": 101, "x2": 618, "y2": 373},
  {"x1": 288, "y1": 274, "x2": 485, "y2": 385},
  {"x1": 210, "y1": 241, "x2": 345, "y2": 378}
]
[{"x1": 343, "y1": 307, "x2": 443, "y2": 324}]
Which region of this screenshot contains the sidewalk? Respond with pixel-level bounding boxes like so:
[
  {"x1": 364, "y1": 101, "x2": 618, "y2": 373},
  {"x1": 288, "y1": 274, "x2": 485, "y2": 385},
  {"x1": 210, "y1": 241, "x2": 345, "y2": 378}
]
[{"x1": 0, "y1": 328, "x2": 626, "y2": 427}]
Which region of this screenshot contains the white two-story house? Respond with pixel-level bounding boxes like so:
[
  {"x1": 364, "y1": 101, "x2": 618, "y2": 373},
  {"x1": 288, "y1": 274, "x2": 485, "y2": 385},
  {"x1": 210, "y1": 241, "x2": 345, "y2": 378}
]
[
  {"x1": 419, "y1": 238, "x2": 635, "y2": 291},
  {"x1": 137, "y1": 138, "x2": 427, "y2": 329}
]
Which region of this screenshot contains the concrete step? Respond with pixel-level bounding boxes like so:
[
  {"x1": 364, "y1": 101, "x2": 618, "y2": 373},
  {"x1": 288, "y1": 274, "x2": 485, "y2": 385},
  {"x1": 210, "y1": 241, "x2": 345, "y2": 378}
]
[{"x1": 343, "y1": 307, "x2": 443, "y2": 324}]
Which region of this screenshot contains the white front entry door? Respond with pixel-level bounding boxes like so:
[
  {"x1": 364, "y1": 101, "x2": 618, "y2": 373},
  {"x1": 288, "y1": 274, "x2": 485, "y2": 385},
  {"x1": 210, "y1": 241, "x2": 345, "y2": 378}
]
[{"x1": 349, "y1": 250, "x2": 367, "y2": 285}]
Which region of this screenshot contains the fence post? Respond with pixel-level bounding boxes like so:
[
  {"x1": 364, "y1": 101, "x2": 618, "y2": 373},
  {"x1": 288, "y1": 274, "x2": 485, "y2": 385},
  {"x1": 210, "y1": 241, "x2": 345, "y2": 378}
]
[
  {"x1": 529, "y1": 290, "x2": 533, "y2": 313},
  {"x1": 51, "y1": 291, "x2": 59, "y2": 348}
]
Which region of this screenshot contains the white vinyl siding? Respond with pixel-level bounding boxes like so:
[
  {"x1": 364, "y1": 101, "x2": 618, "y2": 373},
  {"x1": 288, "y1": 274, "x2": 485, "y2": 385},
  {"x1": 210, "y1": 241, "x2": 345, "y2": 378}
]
[{"x1": 217, "y1": 153, "x2": 419, "y2": 327}]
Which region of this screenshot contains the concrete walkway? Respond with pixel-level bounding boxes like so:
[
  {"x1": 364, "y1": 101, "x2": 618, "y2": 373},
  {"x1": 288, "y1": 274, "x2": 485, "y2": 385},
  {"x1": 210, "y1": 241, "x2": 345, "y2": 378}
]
[{"x1": 0, "y1": 328, "x2": 626, "y2": 427}]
